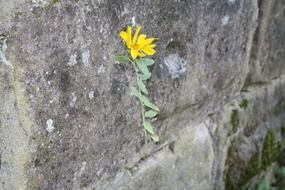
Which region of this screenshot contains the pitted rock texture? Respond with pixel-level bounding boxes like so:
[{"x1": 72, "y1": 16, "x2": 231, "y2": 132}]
[
  {"x1": 247, "y1": 0, "x2": 285, "y2": 83},
  {"x1": 0, "y1": 0, "x2": 284, "y2": 190}
]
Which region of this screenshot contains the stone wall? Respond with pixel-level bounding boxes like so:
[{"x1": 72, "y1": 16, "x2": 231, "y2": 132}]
[{"x1": 0, "y1": 0, "x2": 284, "y2": 189}]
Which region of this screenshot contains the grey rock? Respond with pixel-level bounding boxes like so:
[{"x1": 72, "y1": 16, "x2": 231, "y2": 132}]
[
  {"x1": 247, "y1": 0, "x2": 285, "y2": 83},
  {"x1": 0, "y1": 0, "x2": 284, "y2": 189},
  {"x1": 212, "y1": 74, "x2": 285, "y2": 190},
  {"x1": 95, "y1": 123, "x2": 214, "y2": 190}
]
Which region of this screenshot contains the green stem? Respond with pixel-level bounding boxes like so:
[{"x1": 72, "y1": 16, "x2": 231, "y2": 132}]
[{"x1": 130, "y1": 59, "x2": 148, "y2": 153}]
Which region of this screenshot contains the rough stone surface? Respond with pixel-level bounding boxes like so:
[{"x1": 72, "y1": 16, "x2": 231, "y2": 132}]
[
  {"x1": 247, "y1": 0, "x2": 285, "y2": 83},
  {"x1": 211, "y1": 74, "x2": 285, "y2": 190},
  {"x1": 0, "y1": 0, "x2": 284, "y2": 190},
  {"x1": 0, "y1": 38, "x2": 29, "y2": 190},
  {"x1": 95, "y1": 124, "x2": 214, "y2": 190}
]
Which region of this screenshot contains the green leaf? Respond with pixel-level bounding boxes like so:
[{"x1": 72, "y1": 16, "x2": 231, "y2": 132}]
[
  {"x1": 137, "y1": 58, "x2": 155, "y2": 66},
  {"x1": 130, "y1": 87, "x2": 140, "y2": 97},
  {"x1": 131, "y1": 87, "x2": 160, "y2": 111},
  {"x1": 275, "y1": 167, "x2": 285, "y2": 177},
  {"x1": 143, "y1": 121, "x2": 154, "y2": 135},
  {"x1": 145, "y1": 110, "x2": 158, "y2": 118},
  {"x1": 256, "y1": 180, "x2": 270, "y2": 190},
  {"x1": 136, "y1": 59, "x2": 151, "y2": 76},
  {"x1": 137, "y1": 78, "x2": 148, "y2": 94},
  {"x1": 114, "y1": 55, "x2": 131, "y2": 64},
  {"x1": 141, "y1": 96, "x2": 160, "y2": 111},
  {"x1": 151, "y1": 134, "x2": 159, "y2": 142},
  {"x1": 140, "y1": 73, "x2": 151, "y2": 81}
]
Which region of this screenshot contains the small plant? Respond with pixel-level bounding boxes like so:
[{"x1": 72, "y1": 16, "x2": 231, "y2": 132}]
[
  {"x1": 255, "y1": 167, "x2": 285, "y2": 190},
  {"x1": 114, "y1": 25, "x2": 159, "y2": 143},
  {"x1": 230, "y1": 109, "x2": 239, "y2": 133},
  {"x1": 239, "y1": 99, "x2": 249, "y2": 110},
  {"x1": 274, "y1": 167, "x2": 285, "y2": 178},
  {"x1": 256, "y1": 180, "x2": 276, "y2": 190}
]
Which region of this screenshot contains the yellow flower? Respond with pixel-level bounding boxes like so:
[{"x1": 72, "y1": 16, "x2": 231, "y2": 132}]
[{"x1": 120, "y1": 25, "x2": 156, "y2": 60}]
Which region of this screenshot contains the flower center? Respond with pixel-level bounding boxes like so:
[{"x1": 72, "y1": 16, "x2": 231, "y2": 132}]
[{"x1": 131, "y1": 44, "x2": 140, "y2": 51}]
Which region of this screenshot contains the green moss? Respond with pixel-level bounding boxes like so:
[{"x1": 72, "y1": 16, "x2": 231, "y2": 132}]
[
  {"x1": 225, "y1": 138, "x2": 239, "y2": 190},
  {"x1": 228, "y1": 153, "x2": 261, "y2": 190},
  {"x1": 231, "y1": 109, "x2": 239, "y2": 133},
  {"x1": 226, "y1": 151, "x2": 261, "y2": 189},
  {"x1": 228, "y1": 138, "x2": 237, "y2": 159},
  {"x1": 225, "y1": 131, "x2": 283, "y2": 190},
  {"x1": 262, "y1": 131, "x2": 282, "y2": 169},
  {"x1": 239, "y1": 153, "x2": 261, "y2": 187},
  {"x1": 225, "y1": 150, "x2": 261, "y2": 190},
  {"x1": 239, "y1": 99, "x2": 249, "y2": 110},
  {"x1": 225, "y1": 171, "x2": 238, "y2": 190}
]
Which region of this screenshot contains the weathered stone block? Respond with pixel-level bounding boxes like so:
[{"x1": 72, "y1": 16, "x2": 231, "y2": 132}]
[
  {"x1": 247, "y1": 0, "x2": 285, "y2": 83},
  {"x1": 2, "y1": 0, "x2": 284, "y2": 190},
  {"x1": 0, "y1": 0, "x2": 258, "y2": 189},
  {"x1": 212, "y1": 75, "x2": 285, "y2": 190},
  {"x1": 95, "y1": 124, "x2": 214, "y2": 190}
]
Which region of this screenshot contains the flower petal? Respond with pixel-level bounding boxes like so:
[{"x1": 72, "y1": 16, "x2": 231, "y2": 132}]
[
  {"x1": 120, "y1": 31, "x2": 128, "y2": 41},
  {"x1": 126, "y1": 26, "x2": 133, "y2": 47},
  {"x1": 132, "y1": 25, "x2": 142, "y2": 44},
  {"x1": 138, "y1": 51, "x2": 146, "y2": 57},
  {"x1": 142, "y1": 46, "x2": 156, "y2": 55},
  {"x1": 140, "y1": 38, "x2": 156, "y2": 46},
  {"x1": 131, "y1": 49, "x2": 139, "y2": 59},
  {"x1": 137, "y1": 34, "x2": 147, "y2": 45},
  {"x1": 148, "y1": 44, "x2": 156, "y2": 48}
]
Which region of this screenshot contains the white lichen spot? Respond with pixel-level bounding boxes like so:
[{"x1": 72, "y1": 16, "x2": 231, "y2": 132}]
[
  {"x1": 68, "y1": 54, "x2": 77, "y2": 66},
  {"x1": 70, "y1": 92, "x2": 77, "y2": 107},
  {"x1": 64, "y1": 113, "x2": 69, "y2": 119},
  {"x1": 88, "y1": 91, "x2": 94, "y2": 100},
  {"x1": 82, "y1": 50, "x2": 90, "y2": 66},
  {"x1": 46, "y1": 119, "x2": 55, "y2": 133},
  {"x1": 32, "y1": 0, "x2": 48, "y2": 7},
  {"x1": 228, "y1": 0, "x2": 236, "y2": 3},
  {"x1": 222, "y1": 15, "x2": 230, "y2": 25},
  {"x1": 97, "y1": 64, "x2": 105, "y2": 75},
  {"x1": 0, "y1": 38, "x2": 13, "y2": 67},
  {"x1": 131, "y1": 16, "x2": 136, "y2": 26},
  {"x1": 163, "y1": 53, "x2": 187, "y2": 79}
]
